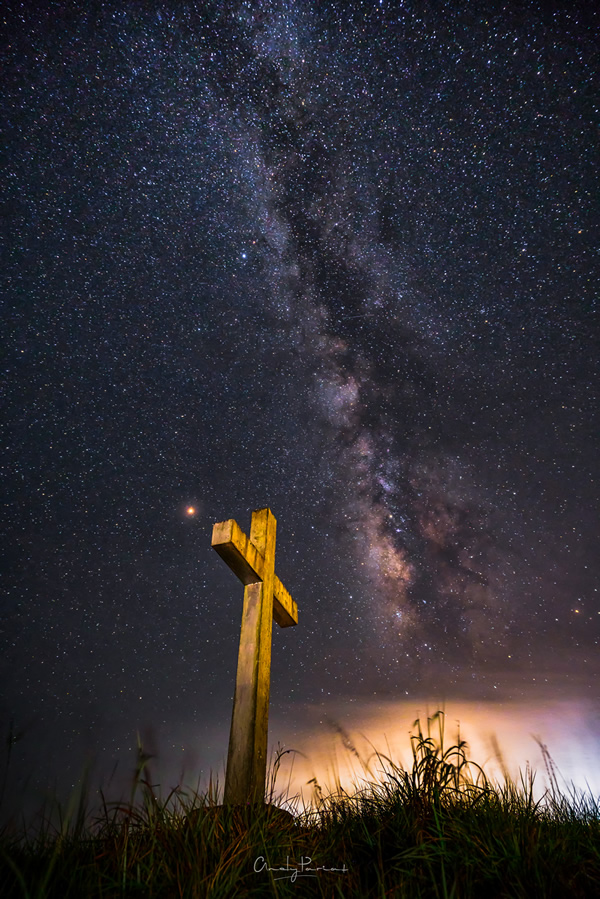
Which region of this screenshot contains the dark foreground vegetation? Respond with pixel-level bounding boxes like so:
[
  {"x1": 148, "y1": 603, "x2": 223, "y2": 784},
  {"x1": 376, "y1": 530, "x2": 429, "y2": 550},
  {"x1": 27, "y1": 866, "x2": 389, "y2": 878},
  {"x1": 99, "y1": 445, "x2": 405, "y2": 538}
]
[{"x1": 1, "y1": 712, "x2": 599, "y2": 898}]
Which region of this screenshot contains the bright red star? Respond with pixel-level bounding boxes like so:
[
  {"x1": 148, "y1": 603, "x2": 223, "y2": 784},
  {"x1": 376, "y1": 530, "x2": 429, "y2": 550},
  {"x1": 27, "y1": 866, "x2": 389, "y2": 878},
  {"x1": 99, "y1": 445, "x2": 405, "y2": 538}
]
[{"x1": 186, "y1": 506, "x2": 196, "y2": 517}]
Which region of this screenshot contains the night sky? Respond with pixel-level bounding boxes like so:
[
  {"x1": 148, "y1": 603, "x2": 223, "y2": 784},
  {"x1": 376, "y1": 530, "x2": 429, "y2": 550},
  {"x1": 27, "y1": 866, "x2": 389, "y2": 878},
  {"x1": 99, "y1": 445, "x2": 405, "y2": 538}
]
[{"x1": 3, "y1": 1, "x2": 599, "y2": 818}]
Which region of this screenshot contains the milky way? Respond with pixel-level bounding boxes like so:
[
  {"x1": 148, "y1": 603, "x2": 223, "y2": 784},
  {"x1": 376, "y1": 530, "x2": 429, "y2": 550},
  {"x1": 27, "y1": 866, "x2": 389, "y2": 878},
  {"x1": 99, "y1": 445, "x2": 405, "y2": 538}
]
[
  {"x1": 2, "y1": 2, "x2": 598, "y2": 812},
  {"x1": 207, "y1": 2, "x2": 597, "y2": 676}
]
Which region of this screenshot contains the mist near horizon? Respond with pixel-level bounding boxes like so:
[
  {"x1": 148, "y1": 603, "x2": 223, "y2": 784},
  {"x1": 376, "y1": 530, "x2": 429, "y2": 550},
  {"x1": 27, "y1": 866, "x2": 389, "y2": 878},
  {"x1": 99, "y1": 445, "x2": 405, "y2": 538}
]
[{"x1": 3, "y1": 683, "x2": 599, "y2": 830}]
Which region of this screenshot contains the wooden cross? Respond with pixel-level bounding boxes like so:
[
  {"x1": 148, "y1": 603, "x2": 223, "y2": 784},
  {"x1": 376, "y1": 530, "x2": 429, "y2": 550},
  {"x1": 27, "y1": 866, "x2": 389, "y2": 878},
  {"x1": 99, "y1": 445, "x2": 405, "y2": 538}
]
[{"x1": 211, "y1": 507, "x2": 298, "y2": 806}]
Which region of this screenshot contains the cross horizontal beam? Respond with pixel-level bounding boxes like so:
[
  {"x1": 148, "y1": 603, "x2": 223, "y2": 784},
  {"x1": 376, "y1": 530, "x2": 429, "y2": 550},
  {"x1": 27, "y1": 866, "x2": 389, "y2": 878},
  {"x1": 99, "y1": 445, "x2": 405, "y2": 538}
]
[{"x1": 212, "y1": 518, "x2": 298, "y2": 628}]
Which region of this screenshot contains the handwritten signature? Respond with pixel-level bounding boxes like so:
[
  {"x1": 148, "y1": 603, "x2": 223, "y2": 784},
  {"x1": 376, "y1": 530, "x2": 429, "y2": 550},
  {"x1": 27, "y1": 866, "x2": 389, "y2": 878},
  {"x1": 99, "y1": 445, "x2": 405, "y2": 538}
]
[{"x1": 254, "y1": 856, "x2": 348, "y2": 882}]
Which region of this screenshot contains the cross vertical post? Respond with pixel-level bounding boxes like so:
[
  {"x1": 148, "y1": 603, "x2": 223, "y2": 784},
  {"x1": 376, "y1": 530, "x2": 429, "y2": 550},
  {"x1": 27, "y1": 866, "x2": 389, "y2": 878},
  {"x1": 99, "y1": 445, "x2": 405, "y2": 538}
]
[{"x1": 211, "y1": 507, "x2": 298, "y2": 807}]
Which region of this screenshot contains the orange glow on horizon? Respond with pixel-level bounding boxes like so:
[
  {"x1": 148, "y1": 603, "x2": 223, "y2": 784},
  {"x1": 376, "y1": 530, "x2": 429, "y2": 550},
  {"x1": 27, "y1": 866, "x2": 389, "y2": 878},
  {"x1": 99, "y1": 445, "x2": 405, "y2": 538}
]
[
  {"x1": 132, "y1": 695, "x2": 600, "y2": 820},
  {"x1": 265, "y1": 697, "x2": 600, "y2": 812}
]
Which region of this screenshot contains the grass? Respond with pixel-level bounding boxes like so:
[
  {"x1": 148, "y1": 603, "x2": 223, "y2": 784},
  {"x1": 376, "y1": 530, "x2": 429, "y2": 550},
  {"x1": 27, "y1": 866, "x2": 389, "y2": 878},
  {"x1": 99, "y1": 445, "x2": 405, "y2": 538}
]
[{"x1": 1, "y1": 711, "x2": 599, "y2": 897}]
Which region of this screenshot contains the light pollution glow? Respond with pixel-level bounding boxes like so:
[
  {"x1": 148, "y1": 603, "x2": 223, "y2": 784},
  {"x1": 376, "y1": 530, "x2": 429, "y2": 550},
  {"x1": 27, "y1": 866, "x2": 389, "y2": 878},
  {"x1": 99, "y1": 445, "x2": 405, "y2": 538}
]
[
  {"x1": 266, "y1": 698, "x2": 600, "y2": 811},
  {"x1": 128, "y1": 695, "x2": 600, "y2": 815}
]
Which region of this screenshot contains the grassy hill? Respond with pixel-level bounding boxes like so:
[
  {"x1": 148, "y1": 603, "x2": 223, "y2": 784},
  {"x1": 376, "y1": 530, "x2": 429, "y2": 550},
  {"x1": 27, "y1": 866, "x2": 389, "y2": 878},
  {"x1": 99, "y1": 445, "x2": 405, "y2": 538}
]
[{"x1": 1, "y1": 712, "x2": 598, "y2": 897}]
